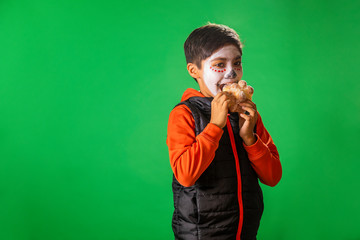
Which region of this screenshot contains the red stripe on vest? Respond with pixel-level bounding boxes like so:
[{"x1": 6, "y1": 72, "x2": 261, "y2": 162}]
[{"x1": 226, "y1": 115, "x2": 243, "y2": 240}]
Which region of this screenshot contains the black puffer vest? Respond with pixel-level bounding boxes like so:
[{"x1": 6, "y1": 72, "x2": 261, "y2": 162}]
[{"x1": 171, "y1": 96, "x2": 264, "y2": 240}]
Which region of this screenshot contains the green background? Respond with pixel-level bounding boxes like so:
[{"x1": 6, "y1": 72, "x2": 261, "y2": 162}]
[{"x1": 1, "y1": 0, "x2": 359, "y2": 239}]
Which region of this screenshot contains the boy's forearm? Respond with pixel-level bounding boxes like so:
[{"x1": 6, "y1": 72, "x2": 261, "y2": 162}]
[
  {"x1": 244, "y1": 134, "x2": 282, "y2": 187},
  {"x1": 169, "y1": 123, "x2": 223, "y2": 187},
  {"x1": 242, "y1": 113, "x2": 282, "y2": 187},
  {"x1": 167, "y1": 106, "x2": 224, "y2": 187},
  {"x1": 242, "y1": 133, "x2": 257, "y2": 146}
]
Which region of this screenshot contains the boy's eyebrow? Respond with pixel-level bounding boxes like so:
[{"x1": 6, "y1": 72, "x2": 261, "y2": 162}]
[{"x1": 210, "y1": 55, "x2": 242, "y2": 61}]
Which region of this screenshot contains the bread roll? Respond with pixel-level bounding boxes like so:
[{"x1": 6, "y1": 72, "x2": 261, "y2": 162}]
[{"x1": 222, "y1": 80, "x2": 254, "y2": 112}]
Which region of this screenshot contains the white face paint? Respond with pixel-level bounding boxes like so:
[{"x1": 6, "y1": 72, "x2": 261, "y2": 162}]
[{"x1": 202, "y1": 45, "x2": 243, "y2": 96}]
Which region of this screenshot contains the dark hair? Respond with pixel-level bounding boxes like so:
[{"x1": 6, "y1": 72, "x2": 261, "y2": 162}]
[{"x1": 184, "y1": 22, "x2": 244, "y2": 82}]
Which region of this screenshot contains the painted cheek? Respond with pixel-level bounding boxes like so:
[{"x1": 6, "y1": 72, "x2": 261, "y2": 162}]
[
  {"x1": 210, "y1": 66, "x2": 226, "y2": 73},
  {"x1": 203, "y1": 66, "x2": 222, "y2": 96}
]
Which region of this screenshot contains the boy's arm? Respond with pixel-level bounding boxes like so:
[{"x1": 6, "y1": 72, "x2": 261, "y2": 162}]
[
  {"x1": 243, "y1": 112, "x2": 283, "y2": 187},
  {"x1": 166, "y1": 105, "x2": 223, "y2": 187}
]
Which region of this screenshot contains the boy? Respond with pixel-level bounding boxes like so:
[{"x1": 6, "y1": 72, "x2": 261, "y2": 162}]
[{"x1": 166, "y1": 23, "x2": 282, "y2": 240}]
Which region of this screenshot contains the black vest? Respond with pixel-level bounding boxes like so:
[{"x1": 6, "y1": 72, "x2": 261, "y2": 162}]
[{"x1": 171, "y1": 96, "x2": 264, "y2": 240}]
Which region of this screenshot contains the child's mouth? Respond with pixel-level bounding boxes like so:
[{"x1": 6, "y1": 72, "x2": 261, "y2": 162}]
[
  {"x1": 219, "y1": 81, "x2": 237, "y2": 91},
  {"x1": 219, "y1": 84, "x2": 226, "y2": 91}
]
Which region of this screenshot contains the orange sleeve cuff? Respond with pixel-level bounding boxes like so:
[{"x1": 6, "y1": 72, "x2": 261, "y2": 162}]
[{"x1": 242, "y1": 133, "x2": 269, "y2": 160}]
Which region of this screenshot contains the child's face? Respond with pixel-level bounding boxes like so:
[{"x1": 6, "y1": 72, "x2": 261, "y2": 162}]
[{"x1": 201, "y1": 44, "x2": 243, "y2": 96}]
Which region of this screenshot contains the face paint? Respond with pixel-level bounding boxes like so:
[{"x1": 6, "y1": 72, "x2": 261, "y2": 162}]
[
  {"x1": 224, "y1": 69, "x2": 237, "y2": 79},
  {"x1": 202, "y1": 45, "x2": 243, "y2": 96}
]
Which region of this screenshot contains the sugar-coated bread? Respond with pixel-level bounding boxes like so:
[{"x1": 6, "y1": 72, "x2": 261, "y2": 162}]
[{"x1": 222, "y1": 80, "x2": 254, "y2": 112}]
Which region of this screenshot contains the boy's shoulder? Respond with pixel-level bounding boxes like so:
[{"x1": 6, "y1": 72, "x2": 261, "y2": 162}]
[
  {"x1": 168, "y1": 88, "x2": 204, "y2": 128},
  {"x1": 169, "y1": 88, "x2": 204, "y2": 114},
  {"x1": 169, "y1": 100, "x2": 194, "y2": 125}
]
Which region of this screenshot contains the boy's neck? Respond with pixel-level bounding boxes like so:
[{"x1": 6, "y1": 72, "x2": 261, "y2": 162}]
[{"x1": 198, "y1": 81, "x2": 214, "y2": 98}]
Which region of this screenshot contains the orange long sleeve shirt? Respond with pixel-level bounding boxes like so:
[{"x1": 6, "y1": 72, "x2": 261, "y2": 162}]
[{"x1": 166, "y1": 88, "x2": 282, "y2": 188}]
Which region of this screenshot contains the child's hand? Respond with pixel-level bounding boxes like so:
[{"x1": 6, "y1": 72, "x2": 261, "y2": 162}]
[
  {"x1": 210, "y1": 92, "x2": 230, "y2": 129},
  {"x1": 238, "y1": 99, "x2": 258, "y2": 145}
]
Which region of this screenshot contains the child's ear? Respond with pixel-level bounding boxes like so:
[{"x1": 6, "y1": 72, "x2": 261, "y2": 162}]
[{"x1": 187, "y1": 63, "x2": 201, "y2": 79}]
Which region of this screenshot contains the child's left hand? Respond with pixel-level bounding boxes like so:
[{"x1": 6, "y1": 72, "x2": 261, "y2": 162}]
[{"x1": 238, "y1": 99, "x2": 258, "y2": 145}]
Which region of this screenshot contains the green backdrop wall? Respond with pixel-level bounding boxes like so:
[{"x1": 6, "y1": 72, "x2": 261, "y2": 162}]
[{"x1": 1, "y1": 0, "x2": 359, "y2": 239}]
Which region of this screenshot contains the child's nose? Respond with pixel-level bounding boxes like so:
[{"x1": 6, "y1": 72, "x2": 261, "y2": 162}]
[{"x1": 224, "y1": 69, "x2": 237, "y2": 79}]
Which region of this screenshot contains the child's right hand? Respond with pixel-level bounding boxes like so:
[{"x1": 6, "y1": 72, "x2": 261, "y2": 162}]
[{"x1": 210, "y1": 92, "x2": 230, "y2": 129}]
